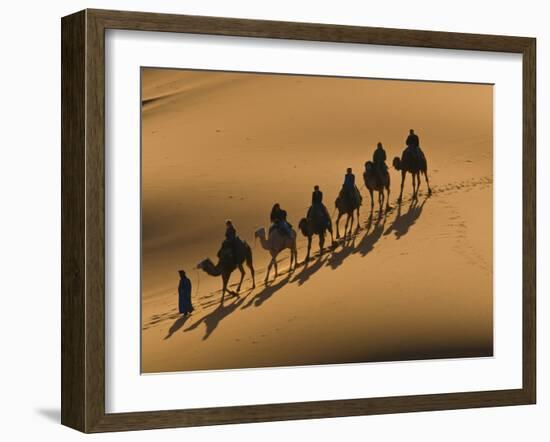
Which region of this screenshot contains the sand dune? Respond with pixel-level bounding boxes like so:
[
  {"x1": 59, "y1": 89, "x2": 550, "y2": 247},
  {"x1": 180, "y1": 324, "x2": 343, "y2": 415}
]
[{"x1": 141, "y1": 69, "x2": 493, "y2": 373}]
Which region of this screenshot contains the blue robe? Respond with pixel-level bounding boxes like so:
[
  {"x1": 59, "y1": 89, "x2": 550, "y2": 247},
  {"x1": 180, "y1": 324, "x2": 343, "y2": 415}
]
[
  {"x1": 343, "y1": 173, "x2": 355, "y2": 189},
  {"x1": 178, "y1": 277, "x2": 193, "y2": 315}
]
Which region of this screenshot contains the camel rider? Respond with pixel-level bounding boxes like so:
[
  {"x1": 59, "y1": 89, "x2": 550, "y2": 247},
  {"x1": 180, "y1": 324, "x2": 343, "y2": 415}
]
[
  {"x1": 343, "y1": 167, "x2": 355, "y2": 189},
  {"x1": 308, "y1": 185, "x2": 331, "y2": 223},
  {"x1": 342, "y1": 167, "x2": 358, "y2": 206},
  {"x1": 270, "y1": 203, "x2": 293, "y2": 237},
  {"x1": 220, "y1": 219, "x2": 239, "y2": 260},
  {"x1": 373, "y1": 142, "x2": 388, "y2": 183},
  {"x1": 312, "y1": 185, "x2": 323, "y2": 206},
  {"x1": 406, "y1": 129, "x2": 420, "y2": 154},
  {"x1": 225, "y1": 219, "x2": 236, "y2": 241}
]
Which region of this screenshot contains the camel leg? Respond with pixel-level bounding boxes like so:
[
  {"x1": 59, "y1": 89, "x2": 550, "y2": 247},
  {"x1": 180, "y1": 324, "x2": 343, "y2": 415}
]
[
  {"x1": 344, "y1": 214, "x2": 350, "y2": 238},
  {"x1": 412, "y1": 173, "x2": 418, "y2": 200},
  {"x1": 306, "y1": 236, "x2": 312, "y2": 262},
  {"x1": 319, "y1": 232, "x2": 325, "y2": 256},
  {"x1": 424, "y1": 170, "x2": 432, "y2": 195},
  {"x1": 274, "y1": 257, "x2": 279, "y2": 279},
  {"x1": 386, "y1": 185, "x2": 391, "y2": 212},
  {"x1": 265, "y1": 258, "x2": 273, "y2": 285},
  {"x1": 336, "y1": 213, "x2": 343, "y2": 238},
  {"x1": 369, "y1": 189, "x2": 374, "y2": 212},
  {"x1": 245, "y1": 254, "x2": 256, "y2": 289},
  {"x1": 398, "y1": 170, "x2": 406, "y2": 203},
  {"x1": 327, "y1": 221, "x2": 335, "y2": 245},
  {"x1": 236, "y1": 264, "x2": 245, "y2": 294},
  {"x1": 221, "y1": 273, "x2": 229, "y2": 304}
]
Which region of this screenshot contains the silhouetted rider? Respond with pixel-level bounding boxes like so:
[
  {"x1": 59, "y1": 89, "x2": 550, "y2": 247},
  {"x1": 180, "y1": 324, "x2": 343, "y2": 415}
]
[
  {"x1": 373, "y1": 141, "x2": 387, "y2": 183},
  {"x1": 312, "y1": 185, "x2": 323, "y2": 206},
  {"x1": 270, "y1": 203, "x2": 293, "y2": 237},
  {"x1": 219, "y1": 219, "x2": 239, "y2": 260},
  {"x1": 225, "y1": 219, "x2": 236, "y2": 241},
  {"x1": 308, "y1": 185, "x2": 331, "y2": 223},
  {"x1": 343, "y1": 167, "x2": 355, "y2": 190},
  {"x1": 406, "y1": 129, "x2": 420, "y2": 150},
  {"x1": 342, "y1": 167, "x2": 359, "y2": 207}
]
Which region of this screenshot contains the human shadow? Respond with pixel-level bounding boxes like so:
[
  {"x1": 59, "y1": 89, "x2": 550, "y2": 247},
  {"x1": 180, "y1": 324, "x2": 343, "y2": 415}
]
[
  {"x1": 384, "y1": 195, "x2": 429, "y2": 239},
  {"x1": 164, "y1": 314, "x2": 192, "y2": 340},
  {"x1": 184, "y1": 295, "x2": 246, "y2": 340},
  {"x1": 242, "y1": 273, "x2": 292, "y2": 309}
]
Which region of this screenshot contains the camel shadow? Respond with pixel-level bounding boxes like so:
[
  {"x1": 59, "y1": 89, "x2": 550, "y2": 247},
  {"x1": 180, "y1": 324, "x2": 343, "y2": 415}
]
[
  {"x1": 384, "y1": 195, "x2": 429, "y2": 239},
  {"x1": 290, "y1": 254, "x2": 328, "y2": 286},
  {"x1": 325, "y1": 210, "x2": 388, "y2": 269},
  {"x1": 242, "y1": 274, "x2": 291, "y2": 309},
  {"x1": 164, "y1": 314, "x2": 192, "y2": 340},
  {"x1": 326, "y1": 233, "x2": 357, "y2": 270},
  {"x1": 184, "y1": 295, "x2": 246, "y2": 340},
  {"x1": 356, "y1": 212, "x2": 388, "y2": 257}
]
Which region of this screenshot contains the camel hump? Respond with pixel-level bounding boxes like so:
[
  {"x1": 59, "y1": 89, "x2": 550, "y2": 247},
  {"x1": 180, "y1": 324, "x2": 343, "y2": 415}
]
[{"x1": 218, "y1": 236, "x2": 250, "y2": 264}]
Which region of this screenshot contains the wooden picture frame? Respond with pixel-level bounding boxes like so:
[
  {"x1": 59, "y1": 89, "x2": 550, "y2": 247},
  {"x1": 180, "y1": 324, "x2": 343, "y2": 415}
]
[{"x1": 61, "y1": 8, "x2": 536, "y2": 433}]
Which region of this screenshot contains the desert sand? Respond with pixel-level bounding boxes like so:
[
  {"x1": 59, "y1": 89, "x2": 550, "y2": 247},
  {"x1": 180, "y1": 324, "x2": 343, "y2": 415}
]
[{"x1": 140, "y1": 68, "x2": 493, "y2": 373}]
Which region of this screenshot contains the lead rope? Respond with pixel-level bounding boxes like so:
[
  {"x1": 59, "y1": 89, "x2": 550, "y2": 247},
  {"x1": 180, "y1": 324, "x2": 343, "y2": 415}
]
[{"x1": 194, "y1": 268, "x2": 201, "y2": 301}]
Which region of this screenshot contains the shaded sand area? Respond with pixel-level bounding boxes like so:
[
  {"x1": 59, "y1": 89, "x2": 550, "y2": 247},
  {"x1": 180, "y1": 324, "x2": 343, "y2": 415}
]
[{"x1": 141, "y1": 69, "x2": 493, "y2": 373}]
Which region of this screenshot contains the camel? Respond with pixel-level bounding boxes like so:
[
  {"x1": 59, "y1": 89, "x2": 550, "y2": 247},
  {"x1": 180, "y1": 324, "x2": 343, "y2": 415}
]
[
  {"x1": 298, "y1": 207, "x2": 334, "y2": 261},
  {"x1": 255, "y1": 226, "x2": 298, "y2": 284},
  {"x1": 197, "y1": 238, "x2": 255, "y2": 303},
  {"x1": 363, "y1": 161, "x2": 391, "y2": 214},
  {"x1": 334, "y1": 187, "x2": 362, "y2": 238},
  {"x1": 393, "y1": 147, "x2": 432, "y2": 203}
]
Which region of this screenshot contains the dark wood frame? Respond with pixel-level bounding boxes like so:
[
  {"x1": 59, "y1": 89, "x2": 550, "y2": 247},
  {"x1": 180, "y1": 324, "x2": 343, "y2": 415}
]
[{"x1": 61, "y1": 8, "x2": 536, "y2": 433}]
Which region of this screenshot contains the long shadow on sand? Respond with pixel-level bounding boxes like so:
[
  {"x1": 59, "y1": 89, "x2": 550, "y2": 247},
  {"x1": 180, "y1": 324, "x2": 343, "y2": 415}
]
[
  {"x1": 355, "y1": 211, "x2": 389, "y2": 257},
  {"x1": 326, "y1": 230, "x2": 359, "y2": 270},
  {"x1": 241, "y1": 274, "x2": 292, "y2": 309},
  {"x1": 325, "y1": 210, "x2": 388, "y2": 270},
  {"x1": 384, "y1": 196, "x2": 429, "y2": 239},
  {"x1": 241, "y1": 250, "x2": 331, "y2": 308},
  {"x1": 164, "y1": 314, "x2": 192, "y2": 340},
  {"x1": 184, "y1": 295, "x2": 247, "y2": 340},
  {"x1": 290, "y1": 254, "x2": 329, "y2": 286}
]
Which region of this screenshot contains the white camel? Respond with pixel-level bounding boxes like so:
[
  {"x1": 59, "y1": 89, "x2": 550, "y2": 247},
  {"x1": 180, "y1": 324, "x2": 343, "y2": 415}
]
[{"x1": 254, "y1": 226, "x2": 298, "y2": 284}]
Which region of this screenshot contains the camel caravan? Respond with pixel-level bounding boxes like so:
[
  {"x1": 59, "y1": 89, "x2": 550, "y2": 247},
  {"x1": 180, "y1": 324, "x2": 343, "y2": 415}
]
[{"x1": 197, "y1": 129, "x2": 432, "y2": 302}]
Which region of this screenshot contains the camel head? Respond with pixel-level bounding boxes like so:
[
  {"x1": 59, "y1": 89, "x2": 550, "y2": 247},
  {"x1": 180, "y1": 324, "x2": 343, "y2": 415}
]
[
  {"x1": 392, "y1": 156, "x2": 401, "y2": 170},
  {"x1": 254, "y1": 227, "x2": 266, "y2": 239},
  {"x1": 298, "y1": 218, "x2": 309, "y2": 236},
  {"x1": 196, "y1": 258, "x2": 209, "y2": 270}
]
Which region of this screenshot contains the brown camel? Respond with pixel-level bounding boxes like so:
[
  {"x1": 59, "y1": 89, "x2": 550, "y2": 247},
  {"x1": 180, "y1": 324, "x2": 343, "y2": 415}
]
[
  {"x1": 393, "y1": 147, "x2": 432, "y2": 203},
  {"x1": 255, "y1": 226, "x2": 298, "y2": 284},
  {"x1": 197, "y1": 238, "x2": 255, "y2": 303},
  {"x1": 298, "y1": 207, "x2": 334, "y2": 261},
  {"x1": 363, "y1": 161, "x2": 391, "y2": 214},
  {"x1": 334, "y1": 187, "x2": 362, "y2": 238}
]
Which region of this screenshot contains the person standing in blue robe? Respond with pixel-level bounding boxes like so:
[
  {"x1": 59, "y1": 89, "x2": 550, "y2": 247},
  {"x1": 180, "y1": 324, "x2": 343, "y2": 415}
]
[{"x1": 178, "y1": 270, "x2": 194, "y2": 316}]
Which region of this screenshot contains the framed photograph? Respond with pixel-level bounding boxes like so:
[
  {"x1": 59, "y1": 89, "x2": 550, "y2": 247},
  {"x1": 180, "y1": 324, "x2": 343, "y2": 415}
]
[{"x1": 61, "y1": 9, "x2": 536, "y2": 433}]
